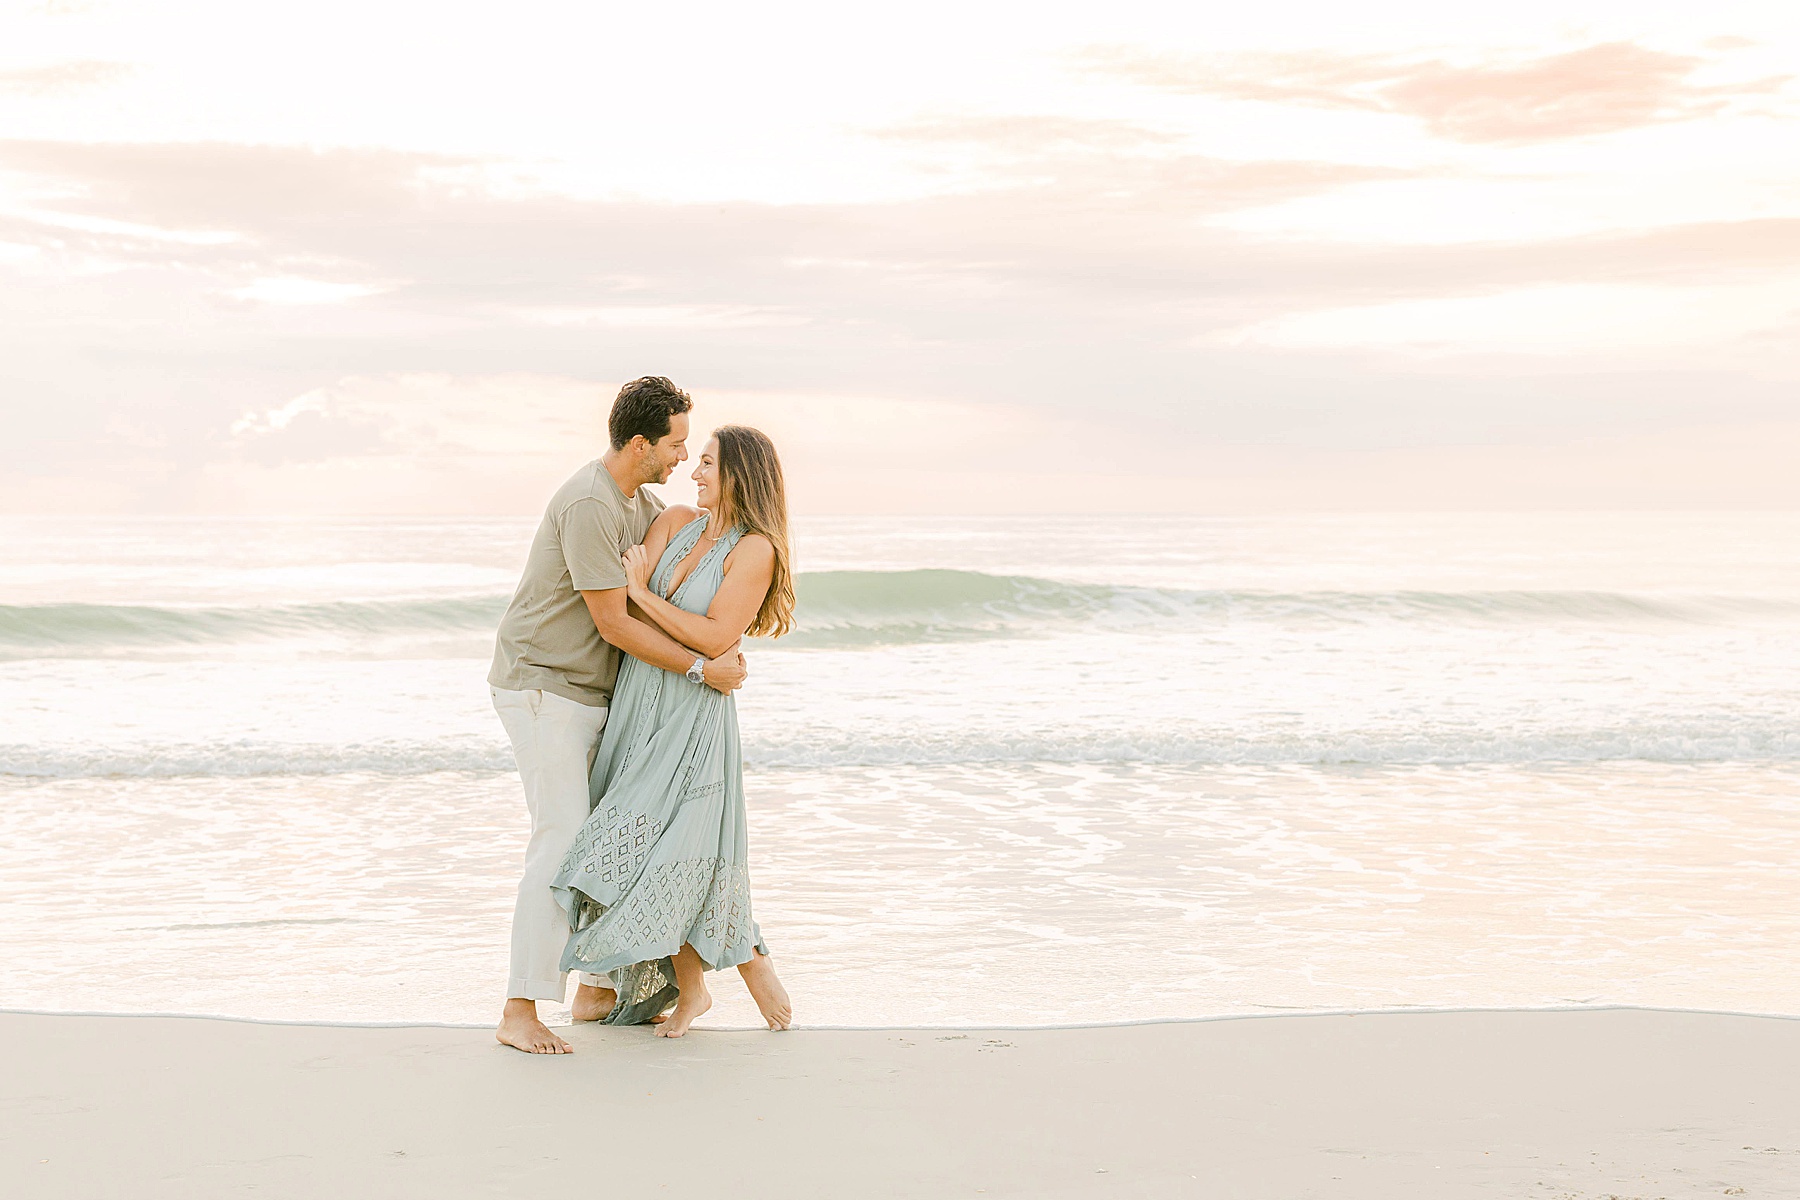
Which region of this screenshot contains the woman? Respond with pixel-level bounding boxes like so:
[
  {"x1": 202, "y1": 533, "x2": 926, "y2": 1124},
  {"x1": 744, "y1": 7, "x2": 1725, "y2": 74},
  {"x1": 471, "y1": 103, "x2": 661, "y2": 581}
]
[{"x1": 550, "y1": 425, "x2": 796, "y2": 1038}]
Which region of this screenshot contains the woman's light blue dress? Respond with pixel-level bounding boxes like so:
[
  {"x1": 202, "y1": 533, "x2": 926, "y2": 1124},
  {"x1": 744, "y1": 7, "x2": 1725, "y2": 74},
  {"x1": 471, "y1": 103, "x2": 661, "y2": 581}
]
[{"x1": 551, "y1": 515, "x2": 768, "y2": 1024}]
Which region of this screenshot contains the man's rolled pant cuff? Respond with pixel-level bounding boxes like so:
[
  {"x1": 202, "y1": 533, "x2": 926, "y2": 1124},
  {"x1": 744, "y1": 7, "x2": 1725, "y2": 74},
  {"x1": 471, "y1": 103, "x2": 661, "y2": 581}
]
[
  {"x1": 508, "y1": 974, "x2": 567, "y2": 1003},
  {"x1": 577, "y1": 971, "x2": 615, "y2": 990}
]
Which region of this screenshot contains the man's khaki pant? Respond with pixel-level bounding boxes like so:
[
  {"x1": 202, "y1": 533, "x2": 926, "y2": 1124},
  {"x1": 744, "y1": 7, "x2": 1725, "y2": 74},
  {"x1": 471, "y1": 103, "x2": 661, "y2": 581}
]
[{"x1": 492, "y1": 686, "x2": 613, "y2": 1002}]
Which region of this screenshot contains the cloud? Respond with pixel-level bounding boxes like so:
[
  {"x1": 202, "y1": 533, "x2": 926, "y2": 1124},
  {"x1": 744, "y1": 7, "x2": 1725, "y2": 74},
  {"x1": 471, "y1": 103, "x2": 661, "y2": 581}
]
[
  {"x1": 1209, "y1": 280, "x2": 1800, "y2": 356},
  {"x1": 0, "y1": 140, "x2": 471, "y2": 244},
  {"x1": 223, "y1": 373, "x2": 601, "y2": 468},
  {"x1": 30, "y1": 370, "x2": 1800, "y2": 516},
  {"x1": 8, "y1": 136, "x2": 1792, "y2": 328},
  {"x1": 517, "y1": 305, "x2": 808, "y2": 330},
  {"x1": 0, "y1": 60, "x2": 133, "y2": 96},
  {"x1": 2, "y1": 135, "x2": 1798, "y2": 514},
  {"x1": 1088, "y1": 41, "x2": 1791, "y2": 145},
  {"x1": 227, "y1": 276, "x2": 387, "y2": 305},
  {"x1": 199, "y1": 372, "x2": 1107, "y2": 513},
  {"x1": 870, "y1": 113, "x2": 1412, "y2": 207},
  {"x1": 0, "y1": 138, "x2": 1437, "y2": 379},
  {"x1": 875, "y1": 114, "x2": 1183, "y2": 154}
]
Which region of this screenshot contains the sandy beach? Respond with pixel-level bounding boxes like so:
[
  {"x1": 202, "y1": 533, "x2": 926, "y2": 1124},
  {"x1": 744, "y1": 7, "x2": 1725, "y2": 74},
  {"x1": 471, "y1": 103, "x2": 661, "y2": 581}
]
[{"x1": 5, "y1": 1007, "x2": 1796, "y2": 1199}]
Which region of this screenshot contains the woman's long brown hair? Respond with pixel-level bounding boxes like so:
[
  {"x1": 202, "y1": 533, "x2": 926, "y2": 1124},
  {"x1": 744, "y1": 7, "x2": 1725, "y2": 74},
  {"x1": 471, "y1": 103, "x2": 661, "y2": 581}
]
[{"x1": 714, "y1": 425, "x2": 796, "y2": 639}]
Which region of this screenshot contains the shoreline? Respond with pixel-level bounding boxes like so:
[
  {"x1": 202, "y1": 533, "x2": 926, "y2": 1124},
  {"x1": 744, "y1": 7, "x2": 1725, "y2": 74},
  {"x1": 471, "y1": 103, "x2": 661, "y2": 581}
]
[
  {"x1": 7, "y1": 1007, "x2": 1798, "y2": 1198},
  {"x1": 6, "y1": 999, "x2": 1798, "y2": 1030}
]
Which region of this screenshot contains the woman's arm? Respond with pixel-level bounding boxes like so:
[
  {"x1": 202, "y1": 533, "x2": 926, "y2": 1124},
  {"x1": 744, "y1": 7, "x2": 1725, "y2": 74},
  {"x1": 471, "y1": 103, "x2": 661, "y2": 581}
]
[
  {"x1": 638, "y1": 505, "x2": 698, "y2": 579},
  {"x1": 622, "y1": 534, "x2": 775, "y2": 660},
  {"x1": 620, "y1": 506, "x2": 699, "y2": 640},
  {"x1": 577, "y1": 506, "x2": 748, "y2": 693}
]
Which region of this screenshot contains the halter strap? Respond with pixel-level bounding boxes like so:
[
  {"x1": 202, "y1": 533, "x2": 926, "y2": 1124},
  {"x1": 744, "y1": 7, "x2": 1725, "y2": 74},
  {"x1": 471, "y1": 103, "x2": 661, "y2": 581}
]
[{"x1": 658, "y1": 517, "x2": 746, "y2": 602}]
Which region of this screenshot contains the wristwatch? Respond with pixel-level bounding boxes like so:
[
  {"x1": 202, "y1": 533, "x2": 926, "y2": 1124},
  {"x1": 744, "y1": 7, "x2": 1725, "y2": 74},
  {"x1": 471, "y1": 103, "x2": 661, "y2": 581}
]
[{"x1": 686, "y1": 656, "x2": 707, "y2": 684}]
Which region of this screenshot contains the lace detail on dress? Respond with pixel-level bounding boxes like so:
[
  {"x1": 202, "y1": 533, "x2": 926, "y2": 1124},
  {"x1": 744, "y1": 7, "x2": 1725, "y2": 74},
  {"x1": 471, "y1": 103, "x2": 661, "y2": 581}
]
[
  {"x1": 560, "y1": 802, "x2": 667, "y2": 890},
  {"x1": 650, "y1": 516, "x2": 707, "y2": 597},
  {"x1": 670, "y1": 524, "x2": 743, "y2": 607},
  {"x1": 563, "y1": 856, "x2": 758, "y2": 969},
  {"x1": 683, "y1": 779, "x2": 724, "y2": 802},
  {"x1": 696, "y1": 859, "x2": 756, "y2": 946},
  {"x1": 614, "y1": 666, "x2": 662, "y2": 780}
]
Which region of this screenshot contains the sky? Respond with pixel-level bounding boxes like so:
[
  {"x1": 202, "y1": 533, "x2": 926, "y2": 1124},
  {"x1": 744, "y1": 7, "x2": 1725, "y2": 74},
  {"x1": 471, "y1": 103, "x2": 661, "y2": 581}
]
[{"x1": 1, "y1": 0, "x2": 1797, "y2": 514}]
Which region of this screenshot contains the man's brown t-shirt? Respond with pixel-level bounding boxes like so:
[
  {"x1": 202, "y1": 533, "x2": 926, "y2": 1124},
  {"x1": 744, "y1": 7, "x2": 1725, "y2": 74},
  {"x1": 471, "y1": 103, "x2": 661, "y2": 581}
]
[{"x1": 487, "y1": 460, "x2": 664, "y2": 706}]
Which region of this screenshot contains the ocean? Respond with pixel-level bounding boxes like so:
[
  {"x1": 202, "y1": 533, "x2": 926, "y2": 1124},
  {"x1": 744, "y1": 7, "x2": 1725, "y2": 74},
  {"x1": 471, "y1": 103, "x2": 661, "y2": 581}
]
[{"x1": 2, "y1": 511, "x2": 1797, "y2": 1029}]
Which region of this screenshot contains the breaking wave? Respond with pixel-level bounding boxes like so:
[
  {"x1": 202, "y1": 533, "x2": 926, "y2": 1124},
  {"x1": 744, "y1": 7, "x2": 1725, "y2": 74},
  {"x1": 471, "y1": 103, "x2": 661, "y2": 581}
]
[{"x1": 2, "y1": 571, "x2": 1785, "y2": 658}]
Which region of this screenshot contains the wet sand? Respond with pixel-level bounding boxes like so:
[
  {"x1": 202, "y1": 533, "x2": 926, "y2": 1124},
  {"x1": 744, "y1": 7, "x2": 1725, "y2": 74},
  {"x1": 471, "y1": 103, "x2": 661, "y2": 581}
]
[{"x1": 3, "y1": 1008, "x2": 1796, "y2": 1198}]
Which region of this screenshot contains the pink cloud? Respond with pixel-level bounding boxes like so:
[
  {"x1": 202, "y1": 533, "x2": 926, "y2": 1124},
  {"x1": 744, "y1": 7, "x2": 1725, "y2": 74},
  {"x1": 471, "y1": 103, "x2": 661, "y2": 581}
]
[
  {"x1": 1089, "y1": 41, "x2": 1790, "y2": 145},
  {"x1": 2, "y1": 135, "x2": 1797, "y2": 517}
]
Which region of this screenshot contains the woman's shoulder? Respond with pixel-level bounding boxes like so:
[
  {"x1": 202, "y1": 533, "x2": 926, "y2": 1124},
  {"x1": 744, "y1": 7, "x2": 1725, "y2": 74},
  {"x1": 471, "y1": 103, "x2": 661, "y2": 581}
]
[
  {"x1": 650, "y1": 504, "x2": 705, "y2": 534},
  {"x1": 725, "y1": 530, "x2": 775, "y2": 567}
]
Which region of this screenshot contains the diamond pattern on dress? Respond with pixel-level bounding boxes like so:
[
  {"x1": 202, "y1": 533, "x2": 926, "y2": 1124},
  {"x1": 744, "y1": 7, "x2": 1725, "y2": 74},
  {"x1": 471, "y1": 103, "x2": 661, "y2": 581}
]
[
  {"x1": 563, "y1": 856, "x2": 758, "y2": 970},
  {"x1": 558, "y1": 803, "x2": 667, "y2": 889}
]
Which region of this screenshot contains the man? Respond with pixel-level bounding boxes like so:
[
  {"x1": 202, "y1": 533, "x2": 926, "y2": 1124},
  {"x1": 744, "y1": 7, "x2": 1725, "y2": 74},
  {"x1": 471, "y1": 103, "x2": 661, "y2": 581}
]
[{"x1": 488, "y1": 376, "x2": 748, "y2": 1054}]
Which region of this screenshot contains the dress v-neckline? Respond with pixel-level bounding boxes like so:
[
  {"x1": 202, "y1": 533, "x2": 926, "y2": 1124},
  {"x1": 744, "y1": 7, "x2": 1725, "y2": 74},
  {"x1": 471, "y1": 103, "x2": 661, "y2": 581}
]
[{"x1": 661, "y1": 518, "x2": 721, "y2": 600}]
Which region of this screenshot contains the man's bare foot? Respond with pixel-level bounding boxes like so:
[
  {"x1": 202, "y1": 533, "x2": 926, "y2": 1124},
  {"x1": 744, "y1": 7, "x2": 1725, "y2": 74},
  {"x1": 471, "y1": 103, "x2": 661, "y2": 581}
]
[
  {"x1": 652, "y1": 985, "x2": 711, "y2": 1038},
  {"x1": 496, "y1": 998, "x2": 571, "y2": 1054},
  {"x1": 739, "y1": 950, "x2": 793, "y2": 1030},
  {"x1": 570, "y1": 983, "x2": 617, "y2": 1022}
]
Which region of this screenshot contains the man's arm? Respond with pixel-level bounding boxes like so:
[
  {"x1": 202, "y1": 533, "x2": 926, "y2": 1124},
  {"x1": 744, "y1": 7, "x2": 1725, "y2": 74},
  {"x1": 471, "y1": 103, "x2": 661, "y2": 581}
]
[
  {"x1": 581, "y1": 587, "x2": 747, "y2": 693},
  {"x1": 621, "y1": 536, "x2": 773, "y2": 660}
]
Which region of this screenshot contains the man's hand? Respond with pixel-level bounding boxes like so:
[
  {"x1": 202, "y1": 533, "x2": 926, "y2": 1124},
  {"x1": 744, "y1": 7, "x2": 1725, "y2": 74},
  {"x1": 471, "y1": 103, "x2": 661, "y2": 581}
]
[
  {"x1": 702, "y1": 647, "x2": 748, "y2": 694},
  {"x1": 622, "y1": 544, "x2": 653, "y2": 596}
]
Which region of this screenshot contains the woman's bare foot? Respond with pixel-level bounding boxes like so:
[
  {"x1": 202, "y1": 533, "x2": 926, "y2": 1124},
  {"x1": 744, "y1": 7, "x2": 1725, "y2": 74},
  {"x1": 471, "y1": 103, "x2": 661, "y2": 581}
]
[
  {"x1": 570, "y1": 983, "x2": 617, "y2": 1022},
  {"x1": 739, "y1": 950, "x2": 793, "y2": 1030},
  {"x1": 495, "y1": 998, "x2": 571, "y2": 1054},
  {"x1": 652, "y1": 985, "x2": 711, "y2": 1038}
]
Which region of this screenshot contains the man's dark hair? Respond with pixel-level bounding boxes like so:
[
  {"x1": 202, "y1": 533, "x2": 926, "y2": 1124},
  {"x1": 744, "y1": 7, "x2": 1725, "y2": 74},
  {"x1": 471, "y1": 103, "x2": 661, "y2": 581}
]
[{"x1": 608, "y1": 376, "x2": 693, "y2": 450}]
